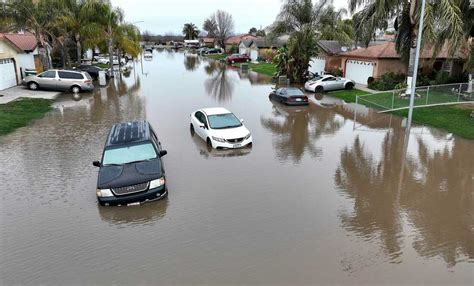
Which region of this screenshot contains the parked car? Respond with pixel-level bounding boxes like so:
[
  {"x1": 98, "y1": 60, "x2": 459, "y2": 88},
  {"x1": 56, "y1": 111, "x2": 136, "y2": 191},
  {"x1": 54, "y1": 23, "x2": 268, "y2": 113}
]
[
  {"x1": 205, "y1": 48, "x2": 221, "y2": 54},
  {"x1": 93, "y1": 120, "x2": 168, "y2": 206},
  {"x1": 97, "y1": 56, "x2": 125, "y2": 65},
  {"x1": 190, "y1": 107, "x2": 252, "y2": 149},
  {"x1": 197, "y1": 47, "x2": 209, "y2": 54},
  {"x1": 226, "y1": 54, "x2": 251, "y2": 64},
  {"x1": 76, "y1": 65, "x2": 110, "y2": 80},
  {"x1": 269, "y1": 87, "x2": 309, "y2": 106},
  {"x1": 23, "y1": 69, "x2": 93, "y2": 93},
  {"x1": 304, "y1": 74, "x2": 355, "y2": 93}
]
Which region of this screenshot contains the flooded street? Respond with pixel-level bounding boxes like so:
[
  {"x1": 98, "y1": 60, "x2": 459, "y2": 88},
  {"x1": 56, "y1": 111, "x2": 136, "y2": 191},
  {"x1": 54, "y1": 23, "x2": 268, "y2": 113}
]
[{"x1": 1, "y1": 50, "x2": 473, "y2": 285}]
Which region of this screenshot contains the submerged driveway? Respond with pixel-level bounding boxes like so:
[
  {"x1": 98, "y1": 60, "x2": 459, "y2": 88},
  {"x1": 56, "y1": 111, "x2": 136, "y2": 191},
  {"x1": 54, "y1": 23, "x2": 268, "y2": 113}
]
[{"x1": 0, "y1": 50, "x2": 473, "y2": 285}]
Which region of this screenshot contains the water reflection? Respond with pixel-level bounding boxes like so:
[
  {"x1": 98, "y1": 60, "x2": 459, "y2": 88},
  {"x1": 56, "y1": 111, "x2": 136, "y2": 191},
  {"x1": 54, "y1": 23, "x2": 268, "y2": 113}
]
[
  {"x1": 204, "y1": 63, "x2": 235, "y2": 103},
  {"x1": 335, "y1": 127, "x2": 474, "y2": 266},
  {"x1": 183, "y1": 53, "x2": 201, "y2": 71},
  {"x1": 98, "y1": 199, "x2": 168, "y2": 226},
  {"x1": 261, "y1": 98, "x2": 344, "y2": 163}
]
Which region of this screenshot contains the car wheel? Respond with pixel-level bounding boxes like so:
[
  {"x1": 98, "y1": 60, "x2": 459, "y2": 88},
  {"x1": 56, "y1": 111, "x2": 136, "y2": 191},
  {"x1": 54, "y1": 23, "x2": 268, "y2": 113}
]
[
  {"x1": 247, "y1": 59, "x2": 250, "y2": 62},
  {"x1": 315, "y1": 86, "x2": 324, "y2": 93},
  {"x1": 190, "y1": 124, "x2": 195, "y2": 136},
  {"x1": 71, "y1": 85, "x2": 81, "y2": 94},
  {"x1": 231, "y1": 60, "x2": 235, "y2": 64},
  {"x1": 28, "y1": 82, "x2": 38, "y2": 90},
  {"x1": 345, "y1": 82, "x2": 354, "y2": 90}
]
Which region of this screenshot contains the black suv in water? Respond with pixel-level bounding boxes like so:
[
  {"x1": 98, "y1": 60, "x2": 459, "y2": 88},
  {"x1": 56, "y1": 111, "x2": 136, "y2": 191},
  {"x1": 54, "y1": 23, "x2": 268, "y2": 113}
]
[{"x1": 93, "y1": 121, "x2": 168, "y2": 206}]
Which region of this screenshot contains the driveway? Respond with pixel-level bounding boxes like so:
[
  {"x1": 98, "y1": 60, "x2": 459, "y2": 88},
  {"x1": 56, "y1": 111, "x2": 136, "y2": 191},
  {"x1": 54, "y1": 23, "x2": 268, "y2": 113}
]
[{"x1": 0, "y1": 85, "x2": 61, "y2": 104}]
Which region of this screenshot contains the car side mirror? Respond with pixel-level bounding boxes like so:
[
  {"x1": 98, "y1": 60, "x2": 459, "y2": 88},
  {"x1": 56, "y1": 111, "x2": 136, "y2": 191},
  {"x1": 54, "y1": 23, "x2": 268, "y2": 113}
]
[
  {"x1": 92, "y1": 161, "x2": 101, "y2": 167},
  {"x1": 240, "y1": 119, "x2": 244, "y2": 123},
  {"x1": 159, "y1": 150, "x2": 168, "y2": 157}
]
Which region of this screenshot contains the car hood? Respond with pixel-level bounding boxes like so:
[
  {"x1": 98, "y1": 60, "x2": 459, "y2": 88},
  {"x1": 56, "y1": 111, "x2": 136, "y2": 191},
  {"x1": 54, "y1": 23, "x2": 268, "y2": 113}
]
[
  {"x1": 97, "y1": 159, "x2": 163, "y2": 189},
  {"x1": 209, "y1": 125, "x2": 250, "y2": 139}
]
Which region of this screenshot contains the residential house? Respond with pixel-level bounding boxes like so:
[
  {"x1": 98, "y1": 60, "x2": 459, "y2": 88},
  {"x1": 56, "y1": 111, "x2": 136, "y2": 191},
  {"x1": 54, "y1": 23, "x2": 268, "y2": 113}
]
[
  {"x1": 0, "y1": 32, "x2": 38, "y2": 90},
  {"x1": 201, "y1": 37, "x2": 216, "y2": 48},
  {"x1": 309, "y1": 41, "x2": 352, "y2": 75},
  {"x1": 246, "y1": 38, "x2": 286, "y2": 62},
  {"x1": 339, "y1": 41, "x2": 467, "y2": 85},
  {"x1": 225, "y1": 34, "x2": 259, "y2": 52}
]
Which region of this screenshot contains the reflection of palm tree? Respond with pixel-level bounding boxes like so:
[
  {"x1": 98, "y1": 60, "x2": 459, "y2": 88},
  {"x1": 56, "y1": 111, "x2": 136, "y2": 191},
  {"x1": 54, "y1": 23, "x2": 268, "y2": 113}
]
[
  {"x1": 204, "y1": 64, "x2": 235, "y2": 103},
  {"x1": 184, "y1": 55, "x2": 201, "y2": 71},
  {"x1": 204, "y1": 61, "x2": 220, "y2": 75}
]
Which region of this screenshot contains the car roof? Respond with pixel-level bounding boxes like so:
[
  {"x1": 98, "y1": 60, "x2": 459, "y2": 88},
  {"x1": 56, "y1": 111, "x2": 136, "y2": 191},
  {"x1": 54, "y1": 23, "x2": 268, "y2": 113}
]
[
  {"x1": 200, "y1": 107, "x2": 231, "y2": 116},
  {"x1": 106, "y1": 120, "x2": 152, "y2": 147}
]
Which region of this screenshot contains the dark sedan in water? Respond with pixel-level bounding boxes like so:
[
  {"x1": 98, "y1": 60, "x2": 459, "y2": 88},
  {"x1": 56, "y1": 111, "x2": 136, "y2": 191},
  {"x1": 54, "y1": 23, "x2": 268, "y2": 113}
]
[{"x1": 269, "y1": 87, "x2": 309, "y2": 106}]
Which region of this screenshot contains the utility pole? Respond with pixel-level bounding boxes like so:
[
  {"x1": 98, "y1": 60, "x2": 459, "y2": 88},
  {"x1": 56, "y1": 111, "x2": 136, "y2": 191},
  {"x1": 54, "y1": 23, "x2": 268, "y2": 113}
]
[{"x1": 406, "y1": 0, "x2": 427, "y2": 130}]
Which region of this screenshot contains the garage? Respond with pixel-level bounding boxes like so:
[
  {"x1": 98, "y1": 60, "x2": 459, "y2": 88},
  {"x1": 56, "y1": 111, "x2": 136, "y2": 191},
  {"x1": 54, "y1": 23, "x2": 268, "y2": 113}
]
[
  {"x1": 239, "y1": 46, "x2": 247, "y2": 55},
  {"x1": 345, "y1": 60, "x2": 374, "y2": 85},
  {"x1": 309, "y1": 56, "x2": 326, "y2": 75},
  {"x1": 0, "y1": 58, "x2": 17, "y2": 91},
  {"x1": 250, "y1": 49, "x2": 258, "y2": 62}
]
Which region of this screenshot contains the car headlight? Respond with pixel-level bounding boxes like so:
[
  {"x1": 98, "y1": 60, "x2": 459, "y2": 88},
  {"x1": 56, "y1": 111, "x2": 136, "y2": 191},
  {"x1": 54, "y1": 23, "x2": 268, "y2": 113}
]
[
  {"x1": 212, "y1": 136, "x2": 226, "y2": 143},
  {"x1": 150, "y1": 177, "x2": 165, "y2": 189},
  {"x1": 244, "y1": 133, "x2": 251, "y2": 140},
  {"x1": 96, "y1": 188, "x2": 113, "y2": 197}
]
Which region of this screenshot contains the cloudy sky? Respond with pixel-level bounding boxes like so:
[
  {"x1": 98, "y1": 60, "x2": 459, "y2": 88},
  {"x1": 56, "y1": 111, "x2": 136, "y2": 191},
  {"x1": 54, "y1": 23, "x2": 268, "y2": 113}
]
[{"x1": 111, "y1": 0, "x2": 349, "y2": 35}]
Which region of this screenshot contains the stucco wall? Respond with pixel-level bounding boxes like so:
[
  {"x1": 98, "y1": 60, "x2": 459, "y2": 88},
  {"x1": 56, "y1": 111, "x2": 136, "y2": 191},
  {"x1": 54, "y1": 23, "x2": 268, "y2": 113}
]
[
  {"x1": 374, "y1": 59, "x2": 407, "y2": 78},
  {"x1": 325, "y1": 56, "x2": 342, "y2": 73}
]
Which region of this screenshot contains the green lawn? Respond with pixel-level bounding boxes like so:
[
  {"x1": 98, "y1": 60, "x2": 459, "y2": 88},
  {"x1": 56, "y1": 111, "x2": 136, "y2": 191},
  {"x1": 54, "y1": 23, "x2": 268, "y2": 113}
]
[
  {"x1": 0, "y1": 98, "x2": 53, "y2": 136},
  {"x1": 328, "y1": 89, "x2": 474, "y2": 140},
  {"x1": 232, "y1": 62, "x2": 277, "y2": 77},
  {"x1": 206, "y1": 54, "x2": 227, "y2": 60},
  {"x1": 94, "y1": 63, "x2": 109, "y2": 69}
]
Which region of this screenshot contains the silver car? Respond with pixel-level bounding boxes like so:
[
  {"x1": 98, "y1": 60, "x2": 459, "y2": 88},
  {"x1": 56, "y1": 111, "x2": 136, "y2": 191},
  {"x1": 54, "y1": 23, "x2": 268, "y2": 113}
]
[
  {"x1": 23, "y1": 69, "x2": 94, "y2": 93},
  {"x1": 304, "y1": 74, "x2": 355, "y2": 93}
]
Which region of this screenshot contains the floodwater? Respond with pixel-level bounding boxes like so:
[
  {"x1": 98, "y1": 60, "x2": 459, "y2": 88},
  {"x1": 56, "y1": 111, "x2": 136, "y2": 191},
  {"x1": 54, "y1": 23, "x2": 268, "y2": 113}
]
[{"x1": 1, "y1": 50, "x2": 473, "y2": 285}]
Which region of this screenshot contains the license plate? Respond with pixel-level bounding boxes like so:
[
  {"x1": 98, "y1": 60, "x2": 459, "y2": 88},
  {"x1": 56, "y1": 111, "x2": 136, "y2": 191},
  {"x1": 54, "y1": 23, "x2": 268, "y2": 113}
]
[
  {"x1": 233, "y1": 143, "x2": 242, "y2": 148},
  {"x1": 296, "y1": 98, "x2": 302, "y2": 101}
]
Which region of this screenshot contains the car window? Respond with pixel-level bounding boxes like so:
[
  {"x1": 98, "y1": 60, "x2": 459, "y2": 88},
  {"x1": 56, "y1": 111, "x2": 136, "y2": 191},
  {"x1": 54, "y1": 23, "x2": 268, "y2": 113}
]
[
  {"x1": 58, "y1": 71, "x2": 84, "y2": 79},
  {"x1": 195, "y1": 111, "x2": 204, "y2": 124},
  {"x1": 323, "y1": 77, "x2": 335, "y2": 82},
  {"x1": 208, "y1": 113, "x2": 242, "y2": 129},
  {"x1": 286, "y1": 88, "x2": 304, "y2": 96},
  {"x1": 102, "y1": 142, "x2": 157, "y2": 165},
  {"x1": 38, "y1": 70, "x2": 56, "y2": 78}
]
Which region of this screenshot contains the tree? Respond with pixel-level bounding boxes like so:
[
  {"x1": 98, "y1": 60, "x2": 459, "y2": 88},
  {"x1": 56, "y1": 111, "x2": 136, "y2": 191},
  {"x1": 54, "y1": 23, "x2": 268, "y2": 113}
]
[
  {"x1": 271, "y1": 0, "x2": 329, "y2": 83},
  {"x1": 350, "y1": 0, "x2": 470, "y2": 94},
  {"x1": 249, "y1": 27, "x2": 257, "y2": 34},
  {"x1": 182, "y1": 23, "x2": 199, "y2": 40},
  {"x1": 202, "y1": 18, "x2": 218, "y2": 37},
  {"x1": 318, "y1": 5, "x2": 353, "y2": 44},
  {"x1": 209, "y1": 10, "x2": 234, "y2": 48},
  {"x1": 141, "y1": 30, "x2": 153, "y2": 43},
  {"x1": 256, "y1": 29, "x2": 266, "y2": 37}
]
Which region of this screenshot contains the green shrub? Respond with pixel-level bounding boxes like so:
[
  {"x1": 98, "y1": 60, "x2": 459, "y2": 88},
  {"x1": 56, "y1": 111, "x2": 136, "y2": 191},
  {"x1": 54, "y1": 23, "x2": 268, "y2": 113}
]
[
  {"x1": 332, "y1": 67, "x2": 343, "y2": 77},
  {"x1": 229, "y1": 44, "x2": 238, "y2": 54},
  {"x1": 368, "y1": 72, "x2": 406, "y2": 90}
]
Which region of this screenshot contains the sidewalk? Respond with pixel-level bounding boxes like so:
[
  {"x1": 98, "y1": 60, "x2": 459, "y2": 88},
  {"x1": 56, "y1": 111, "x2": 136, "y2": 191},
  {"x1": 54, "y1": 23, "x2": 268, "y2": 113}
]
[
  {"x1": 0, "y1": 85, "x2": 61, "y2": 104},
  {"x1": 355, "y1": 84, "x2": 377, "y2": 94}
]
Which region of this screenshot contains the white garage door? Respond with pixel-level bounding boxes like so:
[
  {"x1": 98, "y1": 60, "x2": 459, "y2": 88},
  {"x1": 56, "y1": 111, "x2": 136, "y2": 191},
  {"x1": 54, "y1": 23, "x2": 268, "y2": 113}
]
[
  {"x1": 250, "y1": 50, "x2": 258, "y2": 62},
  {"x1": 345, "y1": 60, "x2": 374, "y2": 85},
  {"x1": 0, "y1": 59, "x2": 17, "y2": 91},
  {"x1": 309, "y1": 57, "x2": 325, "y2": 75},
  {"x1": 239, "y1": 47, "x2": 247, "y2": 55}
]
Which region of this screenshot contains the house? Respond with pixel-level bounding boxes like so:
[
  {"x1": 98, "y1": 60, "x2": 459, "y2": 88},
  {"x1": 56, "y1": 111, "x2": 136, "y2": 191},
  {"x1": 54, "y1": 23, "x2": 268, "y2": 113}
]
[
  {"x1": 238, "y1": 40, "x2": 253, "y2": 55},
  {"x1": 225, "y1": 34, "x2": 259, "y2": 52},
  {"x1": 201, "y1": 37, "x2": 216, "y2": 48},
  {"x1": 0, "y1": 32, "x2": 38, "y2": 90},
  {"x1": 245, "y1": 38, "x2": 286, "y2": 62},
  {"x1": 309, "y1": 41, "x2": 352, "y2": 75},
  {"x1": 339, "y1": 41, "x2": 467, "y2": 85}
]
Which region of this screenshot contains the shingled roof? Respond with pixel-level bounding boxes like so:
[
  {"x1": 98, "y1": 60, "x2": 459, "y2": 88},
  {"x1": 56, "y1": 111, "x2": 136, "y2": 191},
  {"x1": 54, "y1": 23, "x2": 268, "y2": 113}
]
[{"x1": 0, "y1": 32, "x2": 37, "y2": 52}]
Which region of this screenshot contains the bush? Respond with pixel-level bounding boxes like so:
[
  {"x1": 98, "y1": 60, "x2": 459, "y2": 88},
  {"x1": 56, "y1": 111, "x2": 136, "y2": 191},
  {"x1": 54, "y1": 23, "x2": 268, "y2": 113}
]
[
  {"x1": 332, "y1": 67, "x2": 343, "y2": 77},
  {"x1": 368, "y1": 72, "x2": 405, "y2": 90},
  {"x1": 260, "y1": 48, "x2": 276, "y2": 62},
  {"x1": 229, "y1": 44, "x2": 238, "y2": 54}
]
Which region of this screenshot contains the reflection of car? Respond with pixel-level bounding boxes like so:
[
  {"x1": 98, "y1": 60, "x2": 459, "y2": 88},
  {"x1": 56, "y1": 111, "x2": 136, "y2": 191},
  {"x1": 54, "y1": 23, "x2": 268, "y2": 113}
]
[
  {"x1": 76, "y1": 65, "x2": 110, "y2": 80},
  {"x1": 92, "y1": 121, "x2": 169, "y2": 206},
  {"x1": 23, "y1": 69, "x2": 93, "y2": 93},
  {"x1": 98, "y1": 199, "x2": 168, "y2": 224},
  {"x1": 226, "y1": 54, "x2": 250, "y2": 64},
  {"x1": 269, "y1": 87, "x2": 309, "y2": 105},
  {"x1": 304, "y1": 74, "x2": 355, "y2": 93},
  {"x1": 190, "y1": 107, "x2": 252, "y2": 149}
]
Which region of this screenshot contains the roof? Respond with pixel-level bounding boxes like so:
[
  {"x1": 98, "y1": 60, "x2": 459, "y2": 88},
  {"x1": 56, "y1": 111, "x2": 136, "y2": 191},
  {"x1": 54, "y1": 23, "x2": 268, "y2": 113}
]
[
  {"x1": 317, "y1": 41, "x2": 351, "y2": 55},
  {"x1": 340, "y1": 41, "x2": 468, "y2": 60},
  {"x1": 106, "y1": 121, "x2": 151, "y2": 147},
  {"x1": 226, "y1": 34, "x2": 259, "y2": 45},
  {"x1": 251, "y1": 38, "x2": 285, "y2": 48},
  {"x1": 240, "y1": 39, "x2": 253, "y2": 47},
  {"x1": 201, "y1": 107, "x2": 231, "y2": 115},
  {"x1": 202, "y1": 37, "x2": 215, "y2": 43},
  {"x1": 0, "y1": 32, "x2": 37, "y2": 52}
]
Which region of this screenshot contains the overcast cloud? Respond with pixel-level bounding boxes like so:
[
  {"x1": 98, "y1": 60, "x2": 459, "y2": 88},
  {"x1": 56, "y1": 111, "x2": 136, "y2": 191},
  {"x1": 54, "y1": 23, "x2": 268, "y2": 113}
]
[{"x1": 111, "y1": 0, "x2": 349, "y2": 35}]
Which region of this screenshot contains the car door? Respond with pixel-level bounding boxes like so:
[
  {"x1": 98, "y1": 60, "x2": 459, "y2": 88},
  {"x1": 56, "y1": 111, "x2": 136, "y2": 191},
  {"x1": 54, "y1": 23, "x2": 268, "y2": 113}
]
[
  {"x1": 193, "y1": 111, "x2": 207, "y2": 139},
  {"x1": 58, "y1": 71, "x2": 80, "y2": 90},
  {"x1": 36, "y1": 70, "x2": 57, "y2": 89},
  {"x1": 322, "y1": 76, "x2": 337, "y2": 91}
]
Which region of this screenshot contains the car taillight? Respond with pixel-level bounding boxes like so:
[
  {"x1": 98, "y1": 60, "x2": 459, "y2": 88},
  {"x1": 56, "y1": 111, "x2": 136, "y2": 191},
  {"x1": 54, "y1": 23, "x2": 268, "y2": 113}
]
[
  {"x1": 308, "y1": 82, "x2": 315, "y2": 86},
  {"x1": 84, "y1": 80, "x2": 92, "y2": 84}
]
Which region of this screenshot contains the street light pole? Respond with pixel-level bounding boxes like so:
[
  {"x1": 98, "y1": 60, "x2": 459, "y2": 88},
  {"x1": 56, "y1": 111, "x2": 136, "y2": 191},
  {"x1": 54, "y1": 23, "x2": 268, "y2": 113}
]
[{"x1": 406, "y1": 0, "x2": 427, "y2": 130}]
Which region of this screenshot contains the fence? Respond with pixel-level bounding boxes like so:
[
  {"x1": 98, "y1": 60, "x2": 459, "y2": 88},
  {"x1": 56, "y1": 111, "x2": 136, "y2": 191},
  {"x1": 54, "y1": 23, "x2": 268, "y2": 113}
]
[{"x1": 356, "y1": 82, "x2": 474, "y2": 113}]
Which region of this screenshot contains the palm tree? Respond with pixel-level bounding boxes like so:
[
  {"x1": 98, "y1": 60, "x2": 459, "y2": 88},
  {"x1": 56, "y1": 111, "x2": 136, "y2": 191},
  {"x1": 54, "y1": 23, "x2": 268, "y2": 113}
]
[
  {"x1": 182, "y1": 23, "x2": 199, "y2": 40},
  {"x1": 318, "y1": 6, "x2": 353, "y2": 44},
  {"x1": 350, "y1": 0, "x2": 470, "y2": 94}
]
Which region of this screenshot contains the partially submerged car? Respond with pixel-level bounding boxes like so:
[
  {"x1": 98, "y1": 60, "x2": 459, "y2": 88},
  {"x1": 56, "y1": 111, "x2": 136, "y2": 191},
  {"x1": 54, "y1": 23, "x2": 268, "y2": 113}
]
[
  {"x1": 269, "y1": 87, "x2": 309, "y2": 106},
  {"x1": 93, "y1": 121, "x2": 168, "y2": 206},
  {"x1": 304, "y1": 74, "x2": 355, "y2": 93},
  {"x1": 23, "y1": 69, "x2": 93, "y2": 93},
  {"x1": 190, "y1": 107, "x2": 252, "y2": 149},
  {"x1": 226, "y1": 54, "x2": 250, "y2": 64}
]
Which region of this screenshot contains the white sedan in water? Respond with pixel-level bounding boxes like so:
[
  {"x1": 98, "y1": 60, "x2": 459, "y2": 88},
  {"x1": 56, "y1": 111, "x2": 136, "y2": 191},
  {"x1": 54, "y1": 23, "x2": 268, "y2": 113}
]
[{"x1": 190, "y1": 107, "x2": 253, "y2": 149}]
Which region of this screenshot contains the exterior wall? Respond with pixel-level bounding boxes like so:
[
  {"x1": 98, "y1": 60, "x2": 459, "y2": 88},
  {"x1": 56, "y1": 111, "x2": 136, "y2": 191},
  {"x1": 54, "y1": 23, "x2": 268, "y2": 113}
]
[
  {"x1": 325, "y1": 55, "x2": 342, "y2": 73},
  {"x1": 0, "y1": 41, "x2": 21, "y2": 84},
  {"x1": 16, "y1": 52, "x2": 35, "y2": 76},
  {"x1": 374, "y1": 59, "x2": 407, "y2": 78}
]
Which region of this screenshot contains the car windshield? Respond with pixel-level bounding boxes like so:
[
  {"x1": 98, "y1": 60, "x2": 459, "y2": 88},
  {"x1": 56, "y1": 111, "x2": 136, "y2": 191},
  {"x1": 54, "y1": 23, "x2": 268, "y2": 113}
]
[
  {"x1": 102, "y1": 142, "x2": 157, "y2": 165},
  {"x1": 208, "y1": 113, "x2": 242, "y2": 129},
  {"x1": 285, "y1": 88, "x2": 304, "y2": 96}
]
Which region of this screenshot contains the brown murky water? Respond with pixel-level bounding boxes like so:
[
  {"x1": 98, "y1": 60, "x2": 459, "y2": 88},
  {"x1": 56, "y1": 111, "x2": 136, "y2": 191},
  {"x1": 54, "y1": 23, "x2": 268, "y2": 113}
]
[{"x1": 1, "y1": 50, "x2": 473, "y2": 285}]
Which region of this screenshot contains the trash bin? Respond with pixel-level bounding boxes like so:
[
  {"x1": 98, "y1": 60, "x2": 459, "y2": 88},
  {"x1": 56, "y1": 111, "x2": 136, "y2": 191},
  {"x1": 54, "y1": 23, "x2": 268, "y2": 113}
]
[
  {"x1": 24, "y1": 69, "x2": 37, "y2": 76},
  {"x1": 98, "y1": 70, "x2": 107, "y2": 86}
]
